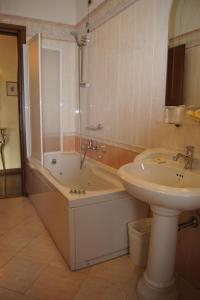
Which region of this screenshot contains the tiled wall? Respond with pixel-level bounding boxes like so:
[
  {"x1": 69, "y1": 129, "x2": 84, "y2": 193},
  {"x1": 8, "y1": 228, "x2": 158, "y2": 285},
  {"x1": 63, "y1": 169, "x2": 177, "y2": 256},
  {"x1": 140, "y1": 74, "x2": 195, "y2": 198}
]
[
  {"x1": 78, "y1": 0, "x2": 169, "y2": 150},
  {"x1": 63, "y1": 135, "x2": 139, "y2": 169},
  {"x1": 76, "y1": 0, "x2": 200, "y2": 156},
  {"x1": 76, "y1": 1, "x2": 200, "y2": 288}
]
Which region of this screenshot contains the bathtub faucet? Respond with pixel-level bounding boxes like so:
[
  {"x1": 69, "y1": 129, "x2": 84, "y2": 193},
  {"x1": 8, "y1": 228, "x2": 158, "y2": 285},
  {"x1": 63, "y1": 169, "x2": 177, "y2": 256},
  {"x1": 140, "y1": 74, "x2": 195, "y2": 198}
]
[{"x1": 80, "y1": 139, "x2": 106, "y2": 169}]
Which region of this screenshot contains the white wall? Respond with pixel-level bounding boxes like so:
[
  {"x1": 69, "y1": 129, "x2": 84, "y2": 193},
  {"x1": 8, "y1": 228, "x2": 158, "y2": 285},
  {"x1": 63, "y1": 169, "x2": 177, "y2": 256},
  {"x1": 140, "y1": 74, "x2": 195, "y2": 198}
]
[
  {"x1": 0, "y1": 0, "x2": 77, "y2": 25},
  {"x1": 0, "y1": 35, "x2": 21, "y2": 169},
  {"x1": 0, "y1": 0, "x2": 105, "y2": 25},
  {"x1": 169, "y1": 0, "x2": 200, "y2": 38}
]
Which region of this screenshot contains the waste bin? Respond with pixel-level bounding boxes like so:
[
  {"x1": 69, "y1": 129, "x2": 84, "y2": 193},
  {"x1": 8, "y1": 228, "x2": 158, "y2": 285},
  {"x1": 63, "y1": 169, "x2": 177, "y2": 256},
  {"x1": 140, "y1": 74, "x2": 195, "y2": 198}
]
[{"x1": 128, "y1": 218, "x2": 151, "y2": 267}]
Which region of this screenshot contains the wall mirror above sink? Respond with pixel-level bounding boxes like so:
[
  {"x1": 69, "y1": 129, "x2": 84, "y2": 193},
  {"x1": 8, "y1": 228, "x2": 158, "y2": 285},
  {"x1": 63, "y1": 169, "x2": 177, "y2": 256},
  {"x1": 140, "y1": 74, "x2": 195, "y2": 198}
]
[{"x1": 165, "y1": 0, "x2": 200, "y2": 107}]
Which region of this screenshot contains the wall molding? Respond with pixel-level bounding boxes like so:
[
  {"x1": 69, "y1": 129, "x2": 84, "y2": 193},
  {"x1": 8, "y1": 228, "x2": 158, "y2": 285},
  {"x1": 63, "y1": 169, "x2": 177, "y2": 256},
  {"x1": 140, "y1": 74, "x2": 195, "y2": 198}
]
[
  {"x1": 0, "y1": 0, "x2": 139, "y2": 41},
  {"x1": 76, "y1": 0, "x2": 139, "y2": 34},
  {"x1": 169, "y1": 28, "x2": 200, "y2": 48},
  {"x1": 0, "y1": 168, "x2": 21, "y2": 174},
  {"x1": 0, "y1": 13, "x2": 74, "y2": 42}
]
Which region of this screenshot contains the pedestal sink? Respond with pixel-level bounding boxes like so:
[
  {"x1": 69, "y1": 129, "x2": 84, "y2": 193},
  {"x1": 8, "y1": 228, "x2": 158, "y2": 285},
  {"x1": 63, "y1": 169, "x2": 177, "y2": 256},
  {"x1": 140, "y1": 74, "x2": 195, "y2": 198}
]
[{"x1": 117, "y1": 148, "x2": 200, "y2": 300}]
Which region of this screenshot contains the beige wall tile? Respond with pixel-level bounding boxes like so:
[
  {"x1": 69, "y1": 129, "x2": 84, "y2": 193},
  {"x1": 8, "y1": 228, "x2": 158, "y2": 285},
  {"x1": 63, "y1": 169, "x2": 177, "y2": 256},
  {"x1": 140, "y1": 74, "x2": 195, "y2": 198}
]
[
  {"x1": 75, "y1": 136, "x2": 138, "y2": 168},
  {"x1": 63, "y1": 135, "x2": 76, "y2": 152}
]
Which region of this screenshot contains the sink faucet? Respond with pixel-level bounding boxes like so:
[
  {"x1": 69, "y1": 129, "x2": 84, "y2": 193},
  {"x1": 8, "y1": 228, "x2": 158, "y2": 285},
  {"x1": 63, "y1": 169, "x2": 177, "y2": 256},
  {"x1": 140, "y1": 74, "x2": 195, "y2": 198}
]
[{"x1": 173, "y1": 145, "x2": 194, "y2": 169}]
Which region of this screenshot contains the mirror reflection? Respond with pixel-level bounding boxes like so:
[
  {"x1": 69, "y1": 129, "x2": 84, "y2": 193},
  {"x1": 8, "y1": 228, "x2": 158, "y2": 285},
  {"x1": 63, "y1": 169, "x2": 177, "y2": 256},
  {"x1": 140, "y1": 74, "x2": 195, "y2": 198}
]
[{"x1": 165, "y1": 0, "x2": 200, "y2": 107}]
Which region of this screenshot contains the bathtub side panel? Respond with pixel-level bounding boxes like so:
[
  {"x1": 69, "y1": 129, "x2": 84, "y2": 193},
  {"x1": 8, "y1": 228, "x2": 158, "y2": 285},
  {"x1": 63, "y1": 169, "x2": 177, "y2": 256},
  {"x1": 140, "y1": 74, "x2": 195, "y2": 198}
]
[
  {"x1": 26, "y1": 164, "x2": 74, "y2": 267},
  {"x1": 74, "y1": 194, "x2": 148, "y2": 269}
]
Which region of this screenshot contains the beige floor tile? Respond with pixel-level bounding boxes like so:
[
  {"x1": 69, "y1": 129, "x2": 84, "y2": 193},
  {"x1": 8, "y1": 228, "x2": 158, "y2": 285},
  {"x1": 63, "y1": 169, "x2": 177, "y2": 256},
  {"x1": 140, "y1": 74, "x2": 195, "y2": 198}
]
[
  {"x1": 26, "y1": 265, "x2": 88, "y2": 300},
  {"x1": 10, "y1": 216, "x2": 48, "y2": 242},
  {"x1": 0, "y1": 229, "x2": 33, "y2": 253},
  {"x1": 19, "y1": 296, "x2": 40, "y2": 300},
  {"x1": 0, "y1": 217, "x2": 48, "y2": 255},
  {"x1": 0, "y1": 247, "x2": 18, "y2": 269},
  {"x1": 0, "y1": 197, "x2": 199, "y2": 300},
  {"x1": 0, "y1": 286, "x2": 22, "y2": 300},
  {"x1": 0, "y1": 211, "x2": 24, "y2": 235},
  {"x1": 125, "y1": 272, "x2": 143, "y2": 300},
  {"x1": 16, "y1": 235, "x2": 64, "y2": 265},
  {"x1": 48, "y1": 252, "x2": 68, "y2": 269},
  {"x1": 0, "y1": 198, "x2": 35, "y2": 218},
  {"x1": 0, "y1": 256, "x2": 47, "y2": 293},
  {"x1": 75, "y1": 276, "x2": 127, "y2": 300},
  {"x1": 179, "y1": 277, "x2": 200, "y2": 300},
  {"x1": 89, "y1": 256, "x2": 135, "y2": 289},
  {"x1": 0, "y1": 198, "x2": 38, "y2": 238}
]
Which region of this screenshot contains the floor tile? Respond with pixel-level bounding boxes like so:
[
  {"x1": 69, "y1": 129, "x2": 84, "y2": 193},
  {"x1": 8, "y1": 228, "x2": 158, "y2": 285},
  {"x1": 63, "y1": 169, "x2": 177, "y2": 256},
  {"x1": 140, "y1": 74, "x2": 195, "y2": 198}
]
[
  {"x1": 0, "y1": 286, "x2": 22, "y2": 300},
  {"x1": 0, "y1": 256, "x2": 47, "y2": 293},
  {"x1": 89, "y1": 256, "x2": 135, "y2": 289},
  {"x1": 125, "y1": 269, "x2": 143, "y2": 300},
  {"x1": 0, "y1": 247, "x2": 18, "y2": 269},
  {"x1": 179, "y1": 277, "x2": 200, "y2": 300},
  {"x1": 0, "y1": 197, "x2": 199, "y2": 300},
  {"x1": 26, "y1": 265, "x2": 88, "y2": 300},
  {"x1": 75, "y1": 276, "x2": 127, "y2": 300},
  {"x1": 19, "y1": 296, "x2": 40, "y2": 300},
  {"x1": 16, "y1": 235, "x2": 64, "y2": 265},
  {"x1": 0, "y1": 228, "x2": 33, "y2": 253}
]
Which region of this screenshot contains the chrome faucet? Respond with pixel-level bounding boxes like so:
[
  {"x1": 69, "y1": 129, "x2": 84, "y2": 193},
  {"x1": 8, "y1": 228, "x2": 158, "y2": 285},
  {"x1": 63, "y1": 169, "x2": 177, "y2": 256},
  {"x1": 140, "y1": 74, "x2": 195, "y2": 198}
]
[
  {"x1": 80, "y1": 139, "x2": 106, "y2": 169},
  {"x1": 173, "y1": 145, "x2": 194, "y2": 169},
  {"x1": 80, "y1": 139, "x2": 98, "y2": 169}
]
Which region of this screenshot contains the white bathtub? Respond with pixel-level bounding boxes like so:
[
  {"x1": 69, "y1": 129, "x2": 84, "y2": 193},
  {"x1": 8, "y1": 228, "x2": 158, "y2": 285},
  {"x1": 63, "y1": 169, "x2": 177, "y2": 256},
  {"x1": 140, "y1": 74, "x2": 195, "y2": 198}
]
[
  {"x1": 44, "y1": 152, "x2": 122, "y2": 193},
  {"x1": 27, "y1": 152, "x2": 148, "y2": 270}
]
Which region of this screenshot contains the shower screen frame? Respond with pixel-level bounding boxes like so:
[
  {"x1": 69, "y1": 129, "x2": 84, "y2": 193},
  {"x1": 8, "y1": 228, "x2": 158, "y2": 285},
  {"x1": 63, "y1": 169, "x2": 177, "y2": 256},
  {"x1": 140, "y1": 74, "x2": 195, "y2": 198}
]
[{"x1": 41, "y1": 45, "x2": 63, "y2": 154}]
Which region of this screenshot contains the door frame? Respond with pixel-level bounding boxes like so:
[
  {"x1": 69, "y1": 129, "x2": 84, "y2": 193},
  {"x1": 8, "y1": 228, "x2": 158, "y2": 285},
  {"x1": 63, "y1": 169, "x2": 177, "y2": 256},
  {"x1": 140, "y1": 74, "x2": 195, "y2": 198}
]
[{"x1": 0, "y1": 23, "x2": 26, "y2": 195}]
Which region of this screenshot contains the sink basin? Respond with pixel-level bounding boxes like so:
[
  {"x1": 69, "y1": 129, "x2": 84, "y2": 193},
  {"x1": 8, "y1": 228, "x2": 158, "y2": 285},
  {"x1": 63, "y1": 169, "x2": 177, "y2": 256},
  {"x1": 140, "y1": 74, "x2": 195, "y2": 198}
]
[
  {"x1": 118, "y1": 148, "x2": 200, "y2": 300},
  {"x1": 118, "y1": 148, "x2": 200, "y2": 211}
]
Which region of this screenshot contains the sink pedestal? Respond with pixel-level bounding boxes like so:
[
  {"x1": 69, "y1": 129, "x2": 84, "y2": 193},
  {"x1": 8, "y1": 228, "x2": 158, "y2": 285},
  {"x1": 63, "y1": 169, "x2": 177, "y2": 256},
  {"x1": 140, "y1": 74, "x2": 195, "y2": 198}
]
[{"x1": 137, "y1": 206, "x2": 180, "y2": 300}]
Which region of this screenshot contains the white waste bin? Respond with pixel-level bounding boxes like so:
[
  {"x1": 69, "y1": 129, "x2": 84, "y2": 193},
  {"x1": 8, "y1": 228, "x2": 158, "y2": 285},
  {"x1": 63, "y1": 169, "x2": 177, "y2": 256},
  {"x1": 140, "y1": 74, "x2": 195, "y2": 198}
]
[{"x1": 128, "y1": 218, "x2": 151, "y2": 267}]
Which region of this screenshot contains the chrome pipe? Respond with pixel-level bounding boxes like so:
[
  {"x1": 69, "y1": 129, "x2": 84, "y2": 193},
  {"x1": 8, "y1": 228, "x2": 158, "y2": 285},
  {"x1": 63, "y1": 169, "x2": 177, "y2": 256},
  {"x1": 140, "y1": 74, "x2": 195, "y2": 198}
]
[{"x1": 178, "y1": 216, "x2": 199, "y2": 231}]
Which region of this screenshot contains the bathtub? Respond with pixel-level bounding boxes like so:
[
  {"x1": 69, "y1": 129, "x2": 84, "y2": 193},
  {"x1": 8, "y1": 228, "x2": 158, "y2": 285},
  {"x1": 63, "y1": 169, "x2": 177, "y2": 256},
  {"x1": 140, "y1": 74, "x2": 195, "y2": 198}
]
[{"x1": 26, "y1": 152, "x2": 148, "y2": 270}]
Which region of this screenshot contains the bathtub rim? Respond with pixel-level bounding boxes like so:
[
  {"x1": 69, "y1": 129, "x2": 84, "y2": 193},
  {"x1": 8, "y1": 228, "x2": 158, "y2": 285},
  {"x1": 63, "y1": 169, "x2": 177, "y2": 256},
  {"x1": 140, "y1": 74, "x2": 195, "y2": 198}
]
[{"x1": 27, "y1": 152, "x2": 126, "y2": 207}]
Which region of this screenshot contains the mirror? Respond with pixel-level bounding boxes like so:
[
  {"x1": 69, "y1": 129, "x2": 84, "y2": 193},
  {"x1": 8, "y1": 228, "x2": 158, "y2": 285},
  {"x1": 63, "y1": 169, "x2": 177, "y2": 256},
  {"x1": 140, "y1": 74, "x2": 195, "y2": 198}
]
[{"x1": 165, "y1": 0, "x2": 200, "y2": 107}]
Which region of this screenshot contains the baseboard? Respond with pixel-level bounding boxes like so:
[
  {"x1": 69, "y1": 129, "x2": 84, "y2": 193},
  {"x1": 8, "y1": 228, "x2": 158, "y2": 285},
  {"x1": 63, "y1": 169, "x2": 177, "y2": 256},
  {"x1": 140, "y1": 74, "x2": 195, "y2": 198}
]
[{"x1": 0, "y1": 168, "x2": 21, "y2": 175}]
